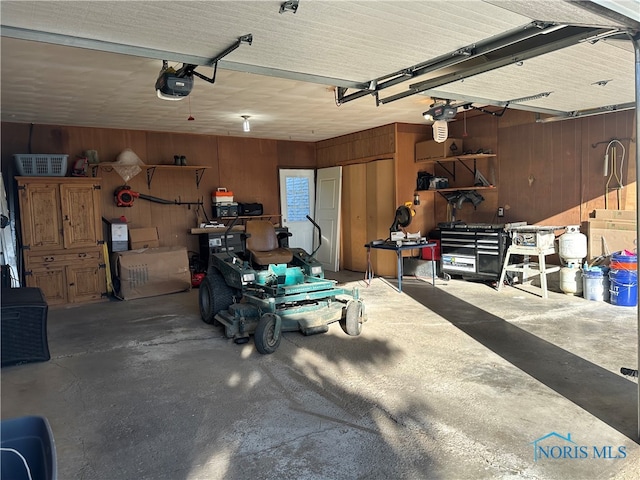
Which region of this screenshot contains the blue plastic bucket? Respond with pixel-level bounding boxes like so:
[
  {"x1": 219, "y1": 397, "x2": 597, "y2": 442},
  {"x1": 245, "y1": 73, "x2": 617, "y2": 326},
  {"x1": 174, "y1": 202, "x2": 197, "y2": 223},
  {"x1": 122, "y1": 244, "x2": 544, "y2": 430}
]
[
  {"x1": 609, "y1": 268, "x2": 638, "y2": 307},
  {"x1": 610, "y1": 252, "x2": 637, "y2": 270},
  {"x1": 583, "y1": 267, "x2": 609, "y2": 302}
]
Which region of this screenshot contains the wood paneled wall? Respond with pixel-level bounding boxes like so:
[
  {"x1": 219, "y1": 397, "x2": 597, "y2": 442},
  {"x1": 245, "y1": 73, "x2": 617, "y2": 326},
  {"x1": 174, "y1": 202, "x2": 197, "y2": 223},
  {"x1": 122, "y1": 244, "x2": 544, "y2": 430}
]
[
  {"x1": 395, "y1": 123, "x2": 434, "y2": 236},
  {"x1": 316, "y1": 124, "x2": 396, "y2": 168},
  {"x1": 495, "y1": 109, "x2": 636, "y2": 227},
  {"x1": 2, "y1": 109, "x2": 636, "y2": 276},
  {"x1": 1, "y1": 123, "x2": 315, "y2": 254}
]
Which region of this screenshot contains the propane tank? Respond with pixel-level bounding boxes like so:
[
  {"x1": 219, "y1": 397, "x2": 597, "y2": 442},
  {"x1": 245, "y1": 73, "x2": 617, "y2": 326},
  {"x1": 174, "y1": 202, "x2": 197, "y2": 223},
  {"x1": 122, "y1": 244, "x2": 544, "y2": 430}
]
[
  {"x1": 560, "y1": 267, "x2": 583, "y2": 296},
  {"x1": 559, "y1": 225, "x2": 587, "y2": 295},
  {"x1": 559, "y1": 225, "x2": 588, "y2": 266}
]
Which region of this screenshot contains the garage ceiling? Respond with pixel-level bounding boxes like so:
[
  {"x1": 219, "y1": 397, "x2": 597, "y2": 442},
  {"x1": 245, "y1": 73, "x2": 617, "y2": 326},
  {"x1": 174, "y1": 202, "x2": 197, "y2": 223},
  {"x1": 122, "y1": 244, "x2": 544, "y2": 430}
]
[{"x1": 1, "y1": 0, "x2": 638, "y2": 142}]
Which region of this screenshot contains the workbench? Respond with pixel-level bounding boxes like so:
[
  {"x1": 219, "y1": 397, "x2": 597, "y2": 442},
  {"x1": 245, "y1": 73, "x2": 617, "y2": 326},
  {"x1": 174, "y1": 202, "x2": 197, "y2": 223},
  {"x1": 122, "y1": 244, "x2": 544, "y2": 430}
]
[{"x1": 365, "y1": 241, "x2": 437, "y2": 293}]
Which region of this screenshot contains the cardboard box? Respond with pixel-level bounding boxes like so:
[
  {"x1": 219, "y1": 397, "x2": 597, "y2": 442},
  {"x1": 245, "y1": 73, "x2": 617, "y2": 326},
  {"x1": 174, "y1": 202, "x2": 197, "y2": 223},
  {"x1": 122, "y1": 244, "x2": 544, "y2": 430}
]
[
  {"x1": 592, "y1": 209, "x2": 637, "y2": 221},
  {"x1": 415, "y1": 138, "x2": 463, "y2": 162},
  {"x1": 587, "y1": 219, "x2": 637, "y2": 260},
  {"x1": 129, "y1": 227, "x2": 160, "y2": 249},
  {"x1": 114, "y1": 246, "x2": 191, "y2": 300},
  {"x1": 587, "y1": 219, "x2": 636, "y2": 231}
]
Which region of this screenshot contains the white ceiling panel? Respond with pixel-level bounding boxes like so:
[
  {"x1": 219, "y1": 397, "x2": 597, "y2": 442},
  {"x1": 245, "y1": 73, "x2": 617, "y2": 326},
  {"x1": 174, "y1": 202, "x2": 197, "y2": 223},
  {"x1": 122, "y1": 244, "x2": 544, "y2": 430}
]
[
  {"x1": 0, "y1": 1, "x2": 532, "y2": 82},
  {"x1": 0, "y1": 1, "x2": 638, "y2": 141},
  {"x1": 485, "y1": 0, "x2": 639, "y2": 26}
]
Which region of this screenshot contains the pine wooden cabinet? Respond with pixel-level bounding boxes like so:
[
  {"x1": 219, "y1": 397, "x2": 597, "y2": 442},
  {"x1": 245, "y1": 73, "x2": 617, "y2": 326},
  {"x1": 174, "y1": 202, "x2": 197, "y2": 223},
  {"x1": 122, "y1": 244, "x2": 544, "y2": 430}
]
[{"x1": 17, "y1": 177, "x2": 107, "y2": 305}]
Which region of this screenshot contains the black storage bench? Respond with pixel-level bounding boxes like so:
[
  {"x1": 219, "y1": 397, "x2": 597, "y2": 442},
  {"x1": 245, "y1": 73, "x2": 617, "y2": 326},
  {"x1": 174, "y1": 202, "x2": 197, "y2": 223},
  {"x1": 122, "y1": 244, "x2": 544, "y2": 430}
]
[{"x1": 1, "y1": 287, "x2": 50, "y2": 367}]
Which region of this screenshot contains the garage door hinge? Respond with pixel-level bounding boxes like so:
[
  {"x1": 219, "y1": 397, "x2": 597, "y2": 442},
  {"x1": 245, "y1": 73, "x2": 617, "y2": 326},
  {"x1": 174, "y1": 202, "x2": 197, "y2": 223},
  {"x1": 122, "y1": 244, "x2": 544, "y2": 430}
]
[
  {"x1": 17, "y1": 185, "x2": 26, "y2": 191},
  {"x1": 25, "y1": 270, "x2": 32, "y2": 276},
  {"x1": 99, "y1": 263, "x2": 106, "y2": 269},
  {"x1": 21, "y1": 244, "x2": 30, "y2": 250},
  {"x1": 97, "y1": 240, "x2": 105, "y2": 245}
]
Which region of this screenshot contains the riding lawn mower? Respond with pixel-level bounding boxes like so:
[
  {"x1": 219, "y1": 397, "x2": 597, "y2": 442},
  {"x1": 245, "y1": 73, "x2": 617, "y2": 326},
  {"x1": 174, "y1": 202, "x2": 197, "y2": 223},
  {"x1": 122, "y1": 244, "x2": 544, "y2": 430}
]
[{"x1": 198, "y1": 217, "x2": 366, "y2": 354}]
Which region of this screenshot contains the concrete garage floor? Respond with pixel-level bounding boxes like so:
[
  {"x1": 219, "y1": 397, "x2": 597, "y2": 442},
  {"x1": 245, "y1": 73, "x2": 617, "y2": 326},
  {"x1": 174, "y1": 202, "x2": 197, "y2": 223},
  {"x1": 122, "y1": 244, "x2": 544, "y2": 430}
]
[{"x1": 2, "y1": 271, "x2": 639, "y2": 479}]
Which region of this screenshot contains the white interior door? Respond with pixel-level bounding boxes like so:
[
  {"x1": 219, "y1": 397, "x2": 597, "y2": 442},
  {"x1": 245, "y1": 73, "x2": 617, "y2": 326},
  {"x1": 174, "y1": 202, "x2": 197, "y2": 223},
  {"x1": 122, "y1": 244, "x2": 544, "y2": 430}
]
[
  {"x1": 315, "y1": 167, "x2": 342, "y2": 272},
  {"x1": 279, "y1": 169, "x2": 315, "y2": 253}
]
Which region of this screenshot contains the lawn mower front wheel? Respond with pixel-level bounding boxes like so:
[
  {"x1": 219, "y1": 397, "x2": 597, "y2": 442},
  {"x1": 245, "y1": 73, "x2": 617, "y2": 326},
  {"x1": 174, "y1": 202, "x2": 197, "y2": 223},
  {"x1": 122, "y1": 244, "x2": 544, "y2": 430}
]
[
  {"x1": 254, "y1": 313, "x2": 282, "y2": 354},
  {"x1": 341, "y1": 300, "x2": 364, "y2": 336}
]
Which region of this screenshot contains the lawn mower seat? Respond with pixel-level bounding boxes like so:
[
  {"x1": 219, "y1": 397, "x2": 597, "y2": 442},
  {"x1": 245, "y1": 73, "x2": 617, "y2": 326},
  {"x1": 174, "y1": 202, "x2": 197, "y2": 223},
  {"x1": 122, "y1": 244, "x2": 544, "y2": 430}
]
[{"x1": 245, "y1": 220, "x2": 293, "y2": 267}]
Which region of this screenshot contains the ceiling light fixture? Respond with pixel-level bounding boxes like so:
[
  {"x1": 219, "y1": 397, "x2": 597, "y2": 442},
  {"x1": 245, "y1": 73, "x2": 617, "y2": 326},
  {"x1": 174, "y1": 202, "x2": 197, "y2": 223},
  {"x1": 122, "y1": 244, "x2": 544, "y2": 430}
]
[{"x1": 241, "y1": 115, "x2": 251, "y2": 132}]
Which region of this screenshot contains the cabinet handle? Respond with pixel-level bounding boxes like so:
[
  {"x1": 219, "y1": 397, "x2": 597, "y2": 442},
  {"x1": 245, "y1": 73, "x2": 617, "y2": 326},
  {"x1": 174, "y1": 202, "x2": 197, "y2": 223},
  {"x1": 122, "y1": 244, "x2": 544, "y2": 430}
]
[
  {"x1": 69, "y1": 282, "x2": 75, "y2": 286},
  {"x1": 45, "y1": 256, "x2": 54, "y2": 262},
  {"x1": 78, "y1": 253, "x2": 87, "y2": 258},
  {"x1": 64, "y1": 215, "x2": 69, "y2": 221}
]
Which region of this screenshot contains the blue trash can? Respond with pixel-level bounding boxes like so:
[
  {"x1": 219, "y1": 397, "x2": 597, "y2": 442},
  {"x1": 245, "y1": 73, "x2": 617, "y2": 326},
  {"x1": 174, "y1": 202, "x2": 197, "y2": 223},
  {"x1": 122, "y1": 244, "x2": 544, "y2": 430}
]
[{"x1": 0, "y1": 416, "x2": 57, "y2": 480}]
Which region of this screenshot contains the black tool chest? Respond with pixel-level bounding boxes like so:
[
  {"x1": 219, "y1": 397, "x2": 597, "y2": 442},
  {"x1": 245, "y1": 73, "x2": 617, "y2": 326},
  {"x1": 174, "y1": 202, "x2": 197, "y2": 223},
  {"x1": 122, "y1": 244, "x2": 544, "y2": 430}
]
[{"x1": 440, "y1": 224, "x2": 509, "y2": 281}]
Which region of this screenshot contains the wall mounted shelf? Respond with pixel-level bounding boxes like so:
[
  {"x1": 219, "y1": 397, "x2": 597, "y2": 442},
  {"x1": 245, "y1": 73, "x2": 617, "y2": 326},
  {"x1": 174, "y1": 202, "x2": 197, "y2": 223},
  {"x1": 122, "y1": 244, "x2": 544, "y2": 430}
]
[
  {"x1": 423, "y1": 186, "x2": 497, "y2": 194},
  {"x1": 417, "y1": 153, "x2": 497, "y2": 191},
  {"x1": 91, "y1": 163, "x2": 211, "y2": 189}
]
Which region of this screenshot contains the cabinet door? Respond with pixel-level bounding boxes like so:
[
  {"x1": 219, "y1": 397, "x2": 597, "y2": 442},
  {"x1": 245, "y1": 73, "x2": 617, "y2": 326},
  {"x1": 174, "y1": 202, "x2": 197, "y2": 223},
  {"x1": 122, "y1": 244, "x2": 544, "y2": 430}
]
[
  {"x1": 366, "y1": 159, "x2": 396, "y2": 277},
  {"x1": 25, "y1": 266, "x2": 67, "y2": 306},
  {"x1": 67, "y1": 263, "x2": 106, "y2": 304},
  {"x1": 341, "y1": 159, "x2": 395, "y2": 276},
  {"x1": 60, "y1": 182, "x2": 103, "y2": 249},
  {"x1": 18, "y1": 182, "x2": 64, "y2": 251},
  {"x1": 342, "y1": 163, "x2": 368, "y2": 272}
]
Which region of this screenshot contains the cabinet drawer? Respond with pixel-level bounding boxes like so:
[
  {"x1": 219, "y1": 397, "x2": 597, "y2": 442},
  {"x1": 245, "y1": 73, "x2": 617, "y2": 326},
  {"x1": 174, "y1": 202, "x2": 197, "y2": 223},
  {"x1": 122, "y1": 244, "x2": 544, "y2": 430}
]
[{"x1": 25, "y1": 249, "x2": 104, "y2": 268}]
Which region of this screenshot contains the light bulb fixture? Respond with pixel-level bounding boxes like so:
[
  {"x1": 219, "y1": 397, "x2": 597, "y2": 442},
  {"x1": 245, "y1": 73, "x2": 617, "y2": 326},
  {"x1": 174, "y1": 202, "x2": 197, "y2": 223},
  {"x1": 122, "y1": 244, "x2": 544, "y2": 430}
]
[{"x1": 241, "y1": 115, "x2": 251, "y2": 132}]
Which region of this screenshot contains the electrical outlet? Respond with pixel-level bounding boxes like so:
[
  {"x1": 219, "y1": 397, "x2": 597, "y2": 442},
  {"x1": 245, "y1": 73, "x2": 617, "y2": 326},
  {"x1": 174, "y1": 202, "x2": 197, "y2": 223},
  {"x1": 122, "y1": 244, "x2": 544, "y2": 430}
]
[{"x1": 497, "y1": 207, "x2": 504, "y2": 217}]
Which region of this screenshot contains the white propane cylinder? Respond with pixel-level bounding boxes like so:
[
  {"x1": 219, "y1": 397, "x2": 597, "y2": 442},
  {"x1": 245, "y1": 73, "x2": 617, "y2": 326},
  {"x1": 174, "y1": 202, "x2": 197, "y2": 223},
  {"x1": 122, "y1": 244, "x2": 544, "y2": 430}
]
[
  {"x1": 559, "y1": 225, "x2": 587, "y2": 265},
  {"x1": 560, "y1": 266, "x2": 583, "y2": 295}
]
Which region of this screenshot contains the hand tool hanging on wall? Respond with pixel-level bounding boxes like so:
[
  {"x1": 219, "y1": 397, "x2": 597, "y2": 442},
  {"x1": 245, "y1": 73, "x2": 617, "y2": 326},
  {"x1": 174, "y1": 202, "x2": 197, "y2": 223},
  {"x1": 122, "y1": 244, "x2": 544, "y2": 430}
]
[{"x1": 114, "y1": 185, "x2": 203, "y2": 209}]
